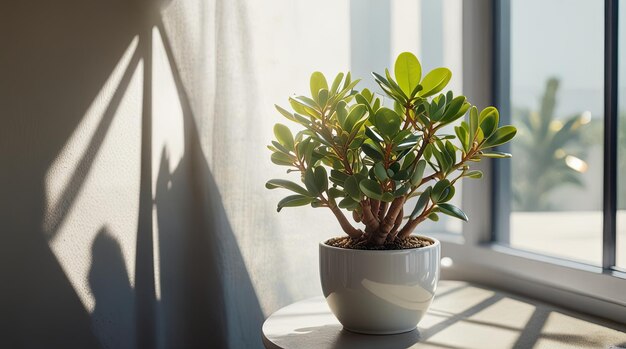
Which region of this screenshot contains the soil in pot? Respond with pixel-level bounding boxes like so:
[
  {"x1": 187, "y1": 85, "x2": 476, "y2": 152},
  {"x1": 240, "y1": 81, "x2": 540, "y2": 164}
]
[{"x1": 325, "y1": 235, "x2": 433, "y2": 250}]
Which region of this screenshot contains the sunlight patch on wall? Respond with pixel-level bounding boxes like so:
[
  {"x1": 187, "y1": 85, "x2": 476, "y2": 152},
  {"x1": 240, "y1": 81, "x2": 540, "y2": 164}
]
[
  {"x1": 390, "y1": 0, "x2": 421, "y2": 61},
  {"x1": 151, "y1": 25, "x2": 186, "y2": 300},
  {"x1": 44, "y1": 37, "x2": 143, "y2": 311},
  {"x1": 442, "y1": 0, "x2": 463, "y2": 94},
  {"x1": 151, "y1": 26, "x2": 185, "y2": 192},
  {"x1": 44, "y1": 36, "x2": 139, "y2": 232}
]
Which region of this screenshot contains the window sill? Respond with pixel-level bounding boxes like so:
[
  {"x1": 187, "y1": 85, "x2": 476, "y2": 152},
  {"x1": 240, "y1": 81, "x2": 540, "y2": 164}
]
[{"x1": 440, "y1": 240, "x2": 626, "y2": 324}]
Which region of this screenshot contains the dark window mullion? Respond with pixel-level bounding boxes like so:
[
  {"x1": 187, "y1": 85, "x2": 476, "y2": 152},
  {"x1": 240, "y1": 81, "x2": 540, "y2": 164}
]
[
  {"x1": 603, "y1": 0, "x2": 619, "y2": 269},
  {"x1": 492, "y1": 0, "x2": 511, "y2": 243}
]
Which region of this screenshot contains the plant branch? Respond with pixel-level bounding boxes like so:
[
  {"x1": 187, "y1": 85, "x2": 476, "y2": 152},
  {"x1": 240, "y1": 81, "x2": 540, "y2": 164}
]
[
  {"x1": 368, "y1": 197, "x2": 405, "y2": 244},
  {"x1": 398, "y1": 201, "x2": 435, "y2": 238},
  {"x1": 360, "y1": 199, "x2": 380, "y2": 234},
  {"x1": 377, "y1": 201, "x2": 388, "y2": 221},
  {"x1": 327, "y1": 200, "x2": 363, "y2": 238},
  {"x1": 370, "y1": 199, "x2": 381, "y2": 220},
  {"x1": 387, "y1": 207, "x2": 403, "y2": 241}
]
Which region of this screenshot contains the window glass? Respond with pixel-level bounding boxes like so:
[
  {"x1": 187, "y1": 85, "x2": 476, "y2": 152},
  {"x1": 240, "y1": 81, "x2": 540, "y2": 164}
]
[
  {"x1": 500, "y1": 0, "x2": 604, "y2": 265},
  {"x1": 617, "y1": 0, "x2": 626, "y2": 269}
]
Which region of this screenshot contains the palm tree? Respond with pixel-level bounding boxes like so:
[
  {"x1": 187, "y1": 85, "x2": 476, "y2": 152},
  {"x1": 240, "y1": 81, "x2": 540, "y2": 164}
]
[{"x1": 512, "y1": 78, "x2": 591, "y2": 211}]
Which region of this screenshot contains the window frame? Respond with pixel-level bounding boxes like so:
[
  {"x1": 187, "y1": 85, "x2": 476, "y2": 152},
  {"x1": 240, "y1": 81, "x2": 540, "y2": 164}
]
[{"x1": 436, "y1": 0, "x2": 626, "y2": 324}]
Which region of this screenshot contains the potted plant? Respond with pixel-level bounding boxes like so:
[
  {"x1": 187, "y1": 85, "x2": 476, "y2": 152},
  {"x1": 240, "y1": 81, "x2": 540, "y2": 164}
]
[{"x1": 266, "y1": 52, "x2": 516, "y2": 334}]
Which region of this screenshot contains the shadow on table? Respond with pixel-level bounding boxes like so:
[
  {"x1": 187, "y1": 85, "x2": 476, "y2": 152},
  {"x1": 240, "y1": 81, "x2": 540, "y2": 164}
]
[{"x1": 289, "y1": 324, "x2": 421, "y2": 349}]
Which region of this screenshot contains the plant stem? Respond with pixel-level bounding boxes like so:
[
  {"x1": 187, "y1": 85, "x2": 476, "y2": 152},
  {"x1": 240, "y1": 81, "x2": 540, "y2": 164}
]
[
  {"x1": 360, "y1": 200, "x2": 380, "y2": 234},
  {"x1": 368, "y1": 197, "x2": 405, "y2": 244},
  {"x1": 398, "y1": 203, "x2": 434, "y2": 238},
  {"x1": 387, "y1": 207, "x2": 403, "y2": 241},
  {"x1": 328, "y1": 201, "x2": 363, "y2": 238}
]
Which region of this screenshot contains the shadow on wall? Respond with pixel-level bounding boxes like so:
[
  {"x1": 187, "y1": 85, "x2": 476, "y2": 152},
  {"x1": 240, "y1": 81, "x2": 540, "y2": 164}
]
[
  {"x1": 89, "y1": 228, "x2": 136, "y2": 349},
  {"x1": 152, "y1": 18, "x2": 265, "y2": 347},
  {"x1": 1, "y1": 0, "x2": 264, "y2": 348},
  {"x1": 1, "y1": 0, "x2": 142, "y2": 347}
]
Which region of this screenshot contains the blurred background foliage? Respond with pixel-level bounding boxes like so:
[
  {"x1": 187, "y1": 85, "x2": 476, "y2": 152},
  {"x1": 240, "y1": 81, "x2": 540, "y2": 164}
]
[{"x1": 511, "y1": 78, "x2": 596, "y2": 211}]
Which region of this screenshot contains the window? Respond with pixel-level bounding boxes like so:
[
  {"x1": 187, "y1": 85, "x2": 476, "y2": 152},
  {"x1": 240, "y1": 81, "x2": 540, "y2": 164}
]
[
  {"x1": 495, "y1": 0, "x2": 625, "y2": 270},
  {"x1": 434, "y1": 0, "x2": 625, "y2": 324}
]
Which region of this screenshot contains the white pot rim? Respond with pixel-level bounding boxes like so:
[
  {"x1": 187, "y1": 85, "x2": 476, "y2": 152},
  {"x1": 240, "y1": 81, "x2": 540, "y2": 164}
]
[{"x1": 319, "y1": 234, "x2": 440, "y2": 254}]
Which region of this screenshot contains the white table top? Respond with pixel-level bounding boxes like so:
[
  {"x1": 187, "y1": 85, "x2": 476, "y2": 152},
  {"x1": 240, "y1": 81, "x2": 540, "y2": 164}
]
[{"x1": 262, "y1": 281, "x2": 626, "y2": 349}]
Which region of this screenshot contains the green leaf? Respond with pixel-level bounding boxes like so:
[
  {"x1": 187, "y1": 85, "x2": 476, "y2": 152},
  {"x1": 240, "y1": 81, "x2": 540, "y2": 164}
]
[
  {"x1": 271, "y1": 152, "x2": 293, "y2": 166},
  {"x1": 385, "y1": 69, "x2": 409, "y2": 100},
  {"x1": 345, "y1": 104, "x2": 368, "y2": 132},
  {"x1": 480, "y1": 114, "x2": 497, "y2": 138},
  {"x1": 453, "y1": 103, "x2": 471, "y2": 122},
  {"x1": 361, "y1": 88, "x2": 372, "y2": 101},
  {"x1": 455, "y1": 126, "x2": 470, "y2": 152},
  {"x1": 310, "y1": 71, "x2": 328, "y2": 102},
  {"x1": 419, "y1": 68, "x2": 452, "y2": 97},
  {"x1": 483, "y1": 126, "x2": 517, "y2": 148},
  {"x1": 393, "y1": 183, "x2": 411, "y2": 197},
  {"x1": 328, "y1": 187, "x2": 344, "y2": 199},
  {"x1": 362, "y1": 142, "x2": 384, "y2": 161},
  {"x1": 392, "y1": 169, "x2": 410, "y2": 180},
  {"x1": 290, "y1": 96, "x2": 318, "y2": 114},
  {"x1": 428, "y1": 213, "x2": 439, "y2": 221},
  {"x1": 469, "y1": 106, "x2": 479, "y2": 144},
  {"x1": 318, "y1": 89, "x2": 329, "y2": 107},
  {"x1": 445, "y1": 140, "x2": 457, "y2": 165},
  {"x1": 401, "y1": 151, "x2": 416, "y2": 170},
  {"x1": 431, "y1": 179, "x2": 451, "y2": 202},
  {"x1": 275, "y1": 104, "x2": 295, "y2": 121},
  {"x1": 439, "y1": 185, "x2": 455, "y2": 203},
  {"x1": 480, "y1": 151, "x2": 512, "y2": 158},
  {"x1": 304, "y1": 168, "x2": 320, "y2": 195},
  {"x1": 441, "y1": 96, "x2": 467, "y2": 123},
  {"x1": 373, "y1": 107, "x2": 402, "y2": 139},
  {"x1": 336, "y1": 101, "x2": 348, "y2": 128},
  {"x1": 365, "y1": 127, "x2": 384, "y2": 143},
  {"x1": 394, "y1": 52, "x2": 422, "y2": 97},
  {"x1": 437, "y1": 203, "x2": 468, "y2": 221},
  {"x1": 271, "y1": 140, "x2": 290, "y2": 155},
  {"x1": 373, "y1": 162, "x2": 388, "y2": 181},
  {"x1": 465, "y1": 170, "x2": 483, "y2": 178},
  {"x1": 410, "y1": 160, "x2": 427, "y2": 186},
  {"x1": 381, "y1": 192, "x2": 395, "y2": 203},
  {"x1": 314, "y1": 166, "x2": 328, "y2": 192},
  {"x1": 479, "y1": 106, "x2": 499, "y2": 125},
  {"x1": 410, "y1": 187, "x2": 432, "y2": 219},
  {"x1": 431, "y1": 147, "x2": 448, "y2": 172},
  {"x1": 343, "y1": 71, "x2": 352, "y2": 90},
  {"x1": 277, "y1": 195, "x2": 315, "y2": 212},
  {"x1": 330, "y1": 169, "x2": 349, "y2": 183},
  {"x1": 330, "y1": 72, "x2": 344, "y2": 93},
  {"x1": 338, "y1": 197, "x2": 360, "y2": 210},
  {"x1": 391, "y1": 129, "x2": 413, "y2": 144},
  {"x1": 266, "y1": 179, "x2": 310, "y2": 196},
  {"x1": 274, "y1": 124, "x2": 294, "y2": 150},
  {"x1": 359, "y1": 179, "x2": 383, "y2": 200},
  {"x1": 372, "y1": 72, "x2": 407, "y2": 103},
  {"x1": 344, "y1": 176, "x2": 361, "y2": 201}
]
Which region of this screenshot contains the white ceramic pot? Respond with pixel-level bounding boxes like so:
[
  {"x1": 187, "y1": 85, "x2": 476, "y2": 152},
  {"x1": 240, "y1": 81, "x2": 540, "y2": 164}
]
[{"x1": 319, "y1": 235, "x2": 440, "y2": 334}]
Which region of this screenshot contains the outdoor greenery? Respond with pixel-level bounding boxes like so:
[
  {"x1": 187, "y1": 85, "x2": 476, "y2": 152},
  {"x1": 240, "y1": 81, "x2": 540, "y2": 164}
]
[
  {"x1": 266, "y1": 52, "x2": 517, "y2": 246},
  {"x1": 512, "y1": 78, "x2": 592, "y2": 211}
]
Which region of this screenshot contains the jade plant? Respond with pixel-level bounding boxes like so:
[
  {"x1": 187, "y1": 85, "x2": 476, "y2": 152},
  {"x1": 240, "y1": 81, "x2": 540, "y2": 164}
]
[{"x1": 266, "y1": 52, "x2": 517, "y2": 246}]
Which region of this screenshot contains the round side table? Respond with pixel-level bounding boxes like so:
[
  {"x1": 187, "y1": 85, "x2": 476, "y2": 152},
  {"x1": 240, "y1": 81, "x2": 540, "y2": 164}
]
[
  {"x1": 261, "y1": 280, "x2": 626, "y2": 349},
  {"x1": 262, "y1": 296, "x2": 422, "y2": 349}
]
